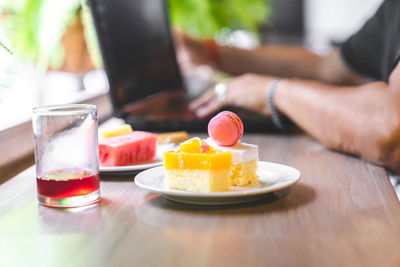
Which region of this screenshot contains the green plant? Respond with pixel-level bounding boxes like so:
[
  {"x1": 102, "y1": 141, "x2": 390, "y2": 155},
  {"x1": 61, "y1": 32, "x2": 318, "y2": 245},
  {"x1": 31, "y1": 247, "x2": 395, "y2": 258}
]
[
  {"x1": 2, "y1": 0, "x2": 100, "y2": 71},
  {"x1": 0, "y1": 40, "x2": 12, "y2": 55},
  {"x1": 1, "y1": 0, "x2": 271, "y2": 70},
  {"x1": 168, "y1": 0, "x2": 271, "y2": 37}
]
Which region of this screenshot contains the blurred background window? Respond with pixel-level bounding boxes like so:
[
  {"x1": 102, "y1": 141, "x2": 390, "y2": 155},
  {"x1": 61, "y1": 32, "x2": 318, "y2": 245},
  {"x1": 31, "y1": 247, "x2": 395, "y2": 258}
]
[{"x1": 0, "y1": 0, "x2": 384, "y2": 130}]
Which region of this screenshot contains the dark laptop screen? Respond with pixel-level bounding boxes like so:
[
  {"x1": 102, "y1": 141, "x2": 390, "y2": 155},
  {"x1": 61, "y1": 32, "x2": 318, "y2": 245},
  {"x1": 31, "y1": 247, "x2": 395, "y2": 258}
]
[{"x1": 89, "y1": 0, "x2": 184, "y2": 109}]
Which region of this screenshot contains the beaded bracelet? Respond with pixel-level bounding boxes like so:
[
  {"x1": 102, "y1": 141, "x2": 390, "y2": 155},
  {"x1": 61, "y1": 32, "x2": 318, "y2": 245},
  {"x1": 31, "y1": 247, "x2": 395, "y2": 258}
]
[{"x1": 267, "y1": 78, "x2": 285, "y2": 131}]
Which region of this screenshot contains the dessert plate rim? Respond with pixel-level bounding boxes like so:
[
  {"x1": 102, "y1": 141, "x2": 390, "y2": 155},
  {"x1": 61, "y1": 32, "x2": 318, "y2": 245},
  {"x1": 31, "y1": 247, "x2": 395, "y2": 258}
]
[
  {"x1": 134, "y1": 161, "x2": 301, "y2": 205},
  {"x1": 100, "y1": 160, "x2": 163, "y2": 172}
]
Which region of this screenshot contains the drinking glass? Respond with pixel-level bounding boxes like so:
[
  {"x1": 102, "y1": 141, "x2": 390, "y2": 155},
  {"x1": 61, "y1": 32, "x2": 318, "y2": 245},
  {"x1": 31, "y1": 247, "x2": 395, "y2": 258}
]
[{"x1": 32, "y1": 104, "x2": 100, "y2": 207}]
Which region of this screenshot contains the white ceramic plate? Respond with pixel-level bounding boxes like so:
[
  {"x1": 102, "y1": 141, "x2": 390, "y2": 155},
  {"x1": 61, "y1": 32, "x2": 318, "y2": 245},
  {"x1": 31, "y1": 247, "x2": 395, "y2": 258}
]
[
  {"x1": 135, "y1": 161, "x2": 301, "y2": 205},
  {"x1": 100, "y1": 160, "x2": 163, "y2": 173},
  {"x1": 99, "y1": 143, "x2": 176, "y2": 173}
]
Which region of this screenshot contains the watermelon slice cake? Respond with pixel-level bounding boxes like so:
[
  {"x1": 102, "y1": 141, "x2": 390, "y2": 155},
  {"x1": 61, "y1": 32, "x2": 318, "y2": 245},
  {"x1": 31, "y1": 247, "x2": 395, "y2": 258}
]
[{"x1": 99, "y1": 131, "x2": 157, "y2": 166}]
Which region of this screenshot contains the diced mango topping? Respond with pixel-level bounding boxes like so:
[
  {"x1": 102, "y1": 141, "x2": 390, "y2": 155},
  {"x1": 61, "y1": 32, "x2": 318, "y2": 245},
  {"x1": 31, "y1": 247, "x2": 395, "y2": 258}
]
[
  {"x1": 179, "y1": 138, "x2": 201, "y2": 153},
  {"x1": 179, "y1": 138, "x2": 216, "y2": 154},
  {"x1": 164, "y1": 138, "x2": 230, "y2": 170},
  {"x1": 99, "y1": 124, "x2": 133, "y2": 139},
  {"x1": 201, "y1": 142, "x2": 215, "y2": 153},
  {"x1": 200, "y1": 144, "x2": 210, "y2": 153}
]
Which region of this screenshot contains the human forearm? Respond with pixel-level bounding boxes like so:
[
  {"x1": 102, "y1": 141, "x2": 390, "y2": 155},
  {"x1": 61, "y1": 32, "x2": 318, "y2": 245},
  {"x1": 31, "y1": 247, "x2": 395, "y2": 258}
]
[
  {"x1": 275, "y1": 79, "x2": 400, "y2": 170},
  {"x1": 217, "y1": 45, "x2": 321, "y2": 79},
  {"x1": 176, "y1": 32, "x2": 363, "y2": 85},
  {"x1": 189, "y1": 70, "x2": 400, "y2": 170},
  {"x1": 215, "y1": 45, "x2": 364, "y2": 85}
]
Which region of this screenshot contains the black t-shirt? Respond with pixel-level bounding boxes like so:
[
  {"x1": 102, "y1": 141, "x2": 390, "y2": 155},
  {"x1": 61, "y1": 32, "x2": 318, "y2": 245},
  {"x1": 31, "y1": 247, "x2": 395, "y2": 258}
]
[{"x1": 340, "y1": 0, "x2": 400, "y2": 82}]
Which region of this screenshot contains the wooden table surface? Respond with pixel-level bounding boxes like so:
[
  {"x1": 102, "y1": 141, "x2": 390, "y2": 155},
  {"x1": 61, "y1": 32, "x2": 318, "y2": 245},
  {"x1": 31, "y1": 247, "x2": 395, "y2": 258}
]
[{"x1": 1, "y1": 134, "x2": 400, "y2": 267}]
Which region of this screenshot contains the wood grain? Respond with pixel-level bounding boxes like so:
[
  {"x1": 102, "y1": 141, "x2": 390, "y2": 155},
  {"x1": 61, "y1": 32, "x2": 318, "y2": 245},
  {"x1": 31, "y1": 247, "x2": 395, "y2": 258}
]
[{"x1": 0, "y1": 134, "x2": 399, "y2": 267}]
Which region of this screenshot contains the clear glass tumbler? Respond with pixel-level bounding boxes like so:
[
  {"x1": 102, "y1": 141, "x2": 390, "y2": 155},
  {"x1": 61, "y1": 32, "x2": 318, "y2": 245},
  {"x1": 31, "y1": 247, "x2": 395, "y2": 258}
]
[{"x1": 32, "y1": 104, "x2": 100, "y2": 207}]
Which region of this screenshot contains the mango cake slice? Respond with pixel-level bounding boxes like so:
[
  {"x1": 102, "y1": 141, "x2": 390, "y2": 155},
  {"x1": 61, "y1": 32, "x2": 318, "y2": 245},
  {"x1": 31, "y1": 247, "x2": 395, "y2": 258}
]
[{"x1": 163, "y1": 138, "x2": 232, "y2": 192}]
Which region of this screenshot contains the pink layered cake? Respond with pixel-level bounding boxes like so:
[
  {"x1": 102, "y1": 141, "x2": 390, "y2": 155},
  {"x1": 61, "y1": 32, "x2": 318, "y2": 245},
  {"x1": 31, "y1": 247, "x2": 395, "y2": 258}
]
[
  {"x1": 99, "y1": 131, "x2": 157, "y2": 166},
  {"x1": 207, "y1": 111, "x2": 259, "y2": 186}
]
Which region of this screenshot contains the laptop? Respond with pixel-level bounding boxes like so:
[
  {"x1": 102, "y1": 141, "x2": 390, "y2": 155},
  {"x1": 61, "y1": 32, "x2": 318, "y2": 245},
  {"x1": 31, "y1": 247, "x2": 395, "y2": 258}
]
[{"x1": 88, "y1": 0, "x2": 280, "y2": 132}]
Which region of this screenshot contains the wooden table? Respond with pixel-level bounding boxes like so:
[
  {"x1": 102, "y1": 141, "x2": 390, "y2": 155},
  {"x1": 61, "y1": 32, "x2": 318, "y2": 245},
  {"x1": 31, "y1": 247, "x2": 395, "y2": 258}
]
[{"x1": 1, "y1": 134, "x2": 400, "y2": 267}]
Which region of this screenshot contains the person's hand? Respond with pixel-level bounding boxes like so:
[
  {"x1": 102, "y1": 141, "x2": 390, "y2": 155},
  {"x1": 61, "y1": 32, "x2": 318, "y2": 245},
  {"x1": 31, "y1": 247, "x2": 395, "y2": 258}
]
[
  {"x1": 173, "y1": 30, "x2": 208, "y2": 71},
  {"x1": 189, "y1": 73, "x2": 277, "y2": 118}
]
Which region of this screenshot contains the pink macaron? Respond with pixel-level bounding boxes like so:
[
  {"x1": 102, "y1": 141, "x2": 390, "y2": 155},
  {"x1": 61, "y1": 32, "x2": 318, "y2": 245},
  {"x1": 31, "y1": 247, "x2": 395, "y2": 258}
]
[{"x1": 208, "y1": 111, "x2": 244, "y2": 146}]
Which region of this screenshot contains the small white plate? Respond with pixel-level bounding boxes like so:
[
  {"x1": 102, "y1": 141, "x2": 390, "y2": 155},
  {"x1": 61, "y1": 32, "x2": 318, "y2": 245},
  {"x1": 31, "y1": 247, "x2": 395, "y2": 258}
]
[
  {"x1": 99, "y1": 143, "x2": 176, "y2": 173},
  {"x1": 100, "y1": 160, "x2": 163, "y2": 173},
  {"x1": 135, "y1": 161, "x2": 301, "y2": 205}
]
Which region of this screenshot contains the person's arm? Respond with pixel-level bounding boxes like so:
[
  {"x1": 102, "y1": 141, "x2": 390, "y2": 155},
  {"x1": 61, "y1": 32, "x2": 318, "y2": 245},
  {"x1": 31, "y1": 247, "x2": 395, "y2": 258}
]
[
  {"x1": 216, "y1": 46, "x2": 363, "y2": 85},
  {"x1": 275, "y1": 65, "x2": 400, "y2": 172},
  {"x1": 190, "y1": 63, "x2": 400, "y2": 172},
  {"x1": 174, "y1": 32, "x2": 364, "y2": 85}
]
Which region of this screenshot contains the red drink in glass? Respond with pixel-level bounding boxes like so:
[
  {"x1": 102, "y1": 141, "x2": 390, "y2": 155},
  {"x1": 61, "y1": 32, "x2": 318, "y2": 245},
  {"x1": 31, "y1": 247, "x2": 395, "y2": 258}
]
[
  {"x1": 37, "y1": 169, "x2": 100, "y2": 198},
  {"x1": 32, "y1": 104, "x2": 100, "y2": 207}
]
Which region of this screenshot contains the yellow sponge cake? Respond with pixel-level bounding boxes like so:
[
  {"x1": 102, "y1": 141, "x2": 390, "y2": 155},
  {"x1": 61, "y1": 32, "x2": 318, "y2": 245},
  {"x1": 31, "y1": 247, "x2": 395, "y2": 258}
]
[
  {"x1": 205, "y1": 138, "x2": 258, "y2": 186},
  {"x1": 163, "y1": 138, "x2": 232, "y2": 192}
]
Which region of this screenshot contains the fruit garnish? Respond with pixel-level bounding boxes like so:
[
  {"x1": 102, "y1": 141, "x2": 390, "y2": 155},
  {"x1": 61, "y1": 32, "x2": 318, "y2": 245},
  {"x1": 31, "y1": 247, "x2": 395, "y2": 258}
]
[
  {"x1": 200, "y1": 140, "x2": 216, "y2": 153},
  {"x1": 180, "y1": 138, "x2": 201, "y2": 153},
  {"x1": 200, "y1": 144, "x2": 210, "y2": 153},
  {"x1": 99, "y1": 124, "x2": 133, "y2": 139}
]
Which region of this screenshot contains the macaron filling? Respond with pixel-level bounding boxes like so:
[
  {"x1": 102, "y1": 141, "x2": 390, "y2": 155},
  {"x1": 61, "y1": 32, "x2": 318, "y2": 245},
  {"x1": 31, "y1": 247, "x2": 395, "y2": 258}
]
[{"x1": 223, "y1": 112, "x2": 243, "y2": 138}]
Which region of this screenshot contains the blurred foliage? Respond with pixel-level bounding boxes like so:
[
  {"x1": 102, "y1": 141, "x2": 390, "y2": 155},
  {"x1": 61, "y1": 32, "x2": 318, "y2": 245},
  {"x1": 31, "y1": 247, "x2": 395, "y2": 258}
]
[
  {"x1": 1, "y1": 0, "x2": 271, "y2": 70},
  {"x1": 168, "y1": 0, "x2": 271, "y2": 37},
  {"x1": 0, "y1": 40, "x2": 13, "y2": 55},
  {"x1": 1, "y1": 0, "x2": 101, "y2": 71}
]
